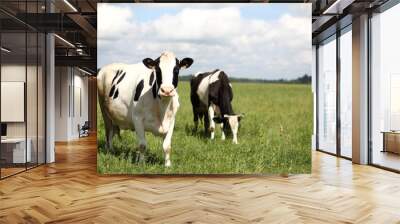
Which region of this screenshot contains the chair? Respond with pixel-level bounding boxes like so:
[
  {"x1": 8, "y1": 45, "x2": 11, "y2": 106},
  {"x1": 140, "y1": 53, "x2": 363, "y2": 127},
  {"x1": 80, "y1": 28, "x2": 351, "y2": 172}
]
[{"x1": 79, "y1": 121, "x2": 90, "y2": 138}]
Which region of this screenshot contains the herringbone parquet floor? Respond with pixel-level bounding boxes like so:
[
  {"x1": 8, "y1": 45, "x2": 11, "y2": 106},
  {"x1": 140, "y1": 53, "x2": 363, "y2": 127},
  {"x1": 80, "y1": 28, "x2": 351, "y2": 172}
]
[{"x1": 1, "y1": 135, "x2": 400, "y2": 223}]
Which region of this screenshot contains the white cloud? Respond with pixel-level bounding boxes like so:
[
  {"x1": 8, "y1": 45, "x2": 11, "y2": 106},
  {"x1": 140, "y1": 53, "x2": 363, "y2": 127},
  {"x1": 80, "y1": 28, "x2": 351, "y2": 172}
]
[
  {"x1": 152, "y1": 7, "x2": 242, "y2": 41},
  {"x1": 98, "y1": 4, "x2": 311, "y2": 80},
  {"x1": 98, "y1": 4, "x2": 136, "y2": 40}
]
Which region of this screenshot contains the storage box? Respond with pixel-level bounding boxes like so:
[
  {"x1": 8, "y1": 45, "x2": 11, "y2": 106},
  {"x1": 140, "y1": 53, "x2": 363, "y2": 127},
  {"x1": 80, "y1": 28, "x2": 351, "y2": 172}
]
[{"x1": 383, "y1": 132, "x2": 400, "y2": 154}]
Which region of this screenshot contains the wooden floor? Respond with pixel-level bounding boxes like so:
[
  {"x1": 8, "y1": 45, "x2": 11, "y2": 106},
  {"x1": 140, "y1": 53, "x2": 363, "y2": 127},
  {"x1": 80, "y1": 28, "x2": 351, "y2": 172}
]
[
  {"x1": 373, "y1": 150, "x2": 400, "y2": 171},
  {"x1": 1, "y1": 136, "x2": 400, "y2": 223},
  {"x1": 1, "y1": 167, "x2": 26, "y2": 178}
]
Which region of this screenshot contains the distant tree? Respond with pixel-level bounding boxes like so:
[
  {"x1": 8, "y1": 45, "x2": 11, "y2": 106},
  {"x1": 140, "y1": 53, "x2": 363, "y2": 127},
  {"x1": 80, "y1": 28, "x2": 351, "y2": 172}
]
[
  {"x1": 180, "y1": 74, "x2": 311, "y2": 84},
  {"x1": 294, "y1": 74, "x2": 312, "y2": 84}
]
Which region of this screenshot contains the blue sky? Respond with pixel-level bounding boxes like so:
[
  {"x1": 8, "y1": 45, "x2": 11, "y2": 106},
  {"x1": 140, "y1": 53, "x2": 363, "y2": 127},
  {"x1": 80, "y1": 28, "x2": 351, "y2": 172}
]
[
  {"x1": 98, "y1": 3, "x2": 311, "y2": 80},
  {"x1": 131, "y1": 4, "x2": 292, "y2": 22}
]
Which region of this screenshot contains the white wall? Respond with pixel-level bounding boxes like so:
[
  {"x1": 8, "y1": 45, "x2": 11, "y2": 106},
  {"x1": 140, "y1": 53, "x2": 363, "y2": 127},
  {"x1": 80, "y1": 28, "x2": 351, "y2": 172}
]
[
  {"x1": 1, "y1": 65, "x2": 26, "y2": 137},
  {"x1": 71, "y1": 72, "x2": 89, "y2": 139},
  {"x1": 55, "y1": 67, "x2": 89, "y2": 141},
  {"x1": 55, "y1": 66, "x2": 69, "y2": 141},
  {"x1": 1, "y1": 65, "x2": 38, "y2": 138},
  {"x1": 1, "y1": 63, "x2": 46, "y2": 164}
]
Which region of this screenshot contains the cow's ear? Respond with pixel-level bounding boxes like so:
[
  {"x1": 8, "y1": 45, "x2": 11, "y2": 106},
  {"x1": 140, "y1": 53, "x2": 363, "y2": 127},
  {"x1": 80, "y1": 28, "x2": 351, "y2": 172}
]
[
  {"x1": 143, "y1": 58, "x2": 157, "y2": 69},
  {"x1": 213, "y1": 117, "x2": 224, "y2": 123},
  {"x1": 179, "y1": 58, "x2": 193, "y2": 69}
]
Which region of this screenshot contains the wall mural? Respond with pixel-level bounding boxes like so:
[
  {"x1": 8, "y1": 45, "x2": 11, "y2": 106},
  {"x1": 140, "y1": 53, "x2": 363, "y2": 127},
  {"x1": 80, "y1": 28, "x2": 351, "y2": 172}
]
[{"x1": 97, "y1": 3, "x2": 312, "y2": 174}]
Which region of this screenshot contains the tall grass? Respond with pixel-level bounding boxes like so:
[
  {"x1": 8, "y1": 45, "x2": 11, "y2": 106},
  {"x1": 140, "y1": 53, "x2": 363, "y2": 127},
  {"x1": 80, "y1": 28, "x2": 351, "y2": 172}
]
[{"x1": 97, "y1": 81, "x2": 312, "y2": 174}]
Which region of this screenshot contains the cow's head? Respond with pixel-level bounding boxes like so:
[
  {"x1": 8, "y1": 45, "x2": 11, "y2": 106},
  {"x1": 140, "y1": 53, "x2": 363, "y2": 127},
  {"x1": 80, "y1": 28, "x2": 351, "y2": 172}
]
[
  {"x1": 143, "y1": 51, "x2": 193, "y2": 98},
  {"x1": 213, "y1": 114, "x2": 244, "y2": 144}
]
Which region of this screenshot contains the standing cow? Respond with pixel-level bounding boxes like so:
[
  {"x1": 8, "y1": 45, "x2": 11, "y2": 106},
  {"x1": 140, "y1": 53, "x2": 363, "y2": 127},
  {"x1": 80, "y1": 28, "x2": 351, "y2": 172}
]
[
  {"x1": 190, "y1": 69, "x2": 243, "y2": 144},
  {"x1": 97, "y1": 51, "x2": 193, "y2": 167}
]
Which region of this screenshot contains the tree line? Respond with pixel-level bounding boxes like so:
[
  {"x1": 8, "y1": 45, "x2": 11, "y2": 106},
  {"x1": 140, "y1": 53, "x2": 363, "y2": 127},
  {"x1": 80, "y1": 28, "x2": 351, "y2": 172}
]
[{"x1": 180, "y1": 74, "x2": 311, "y2": 84}]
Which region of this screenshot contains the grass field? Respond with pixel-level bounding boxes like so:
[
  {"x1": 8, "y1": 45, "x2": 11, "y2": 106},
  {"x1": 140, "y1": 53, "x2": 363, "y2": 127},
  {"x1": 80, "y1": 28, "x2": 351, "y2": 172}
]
[{"x1": 97, "y1": 81, "x2": 312, "y2": 174}]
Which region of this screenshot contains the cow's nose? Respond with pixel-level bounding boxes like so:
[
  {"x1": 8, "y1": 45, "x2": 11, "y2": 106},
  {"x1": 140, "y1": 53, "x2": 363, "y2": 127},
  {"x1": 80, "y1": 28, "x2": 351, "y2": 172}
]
[{"x1": 160, "y1": 86, "x2": 175, "y2": 96}]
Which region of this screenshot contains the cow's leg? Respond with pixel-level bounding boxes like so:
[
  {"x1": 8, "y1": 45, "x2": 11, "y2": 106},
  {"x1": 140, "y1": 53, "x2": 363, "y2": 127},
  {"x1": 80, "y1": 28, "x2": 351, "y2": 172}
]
[
  {"x1": 133, "y1": 118, "x2": 147, "y2": 163},
  {"x1": 99, "y1": 97, "x2": 114, "y2": 152},
  {"x1": 208, "y1": 106, "x2": 215, "y2": 140},
  {"x1": 104, "y1": 114, "x2": 114, "y2": 152},
  {"x1": 221, "y1": 123, "x2": 226, "y2": 140},
  {"x1": 163, "y1": 118, "x2": 175, "y2": 167},
  {"x1": 114, "y1": 125, "x2": 122, "y2": 140},
  {"x1": 106, "y1": 126, "x2": 113, "y2": 151},
  {"x1": 203, "y1": 112, "x2": 210, "y2": 136},
  {"x1": 193, "y1": 110, "x2": 199, "y2": 131}
]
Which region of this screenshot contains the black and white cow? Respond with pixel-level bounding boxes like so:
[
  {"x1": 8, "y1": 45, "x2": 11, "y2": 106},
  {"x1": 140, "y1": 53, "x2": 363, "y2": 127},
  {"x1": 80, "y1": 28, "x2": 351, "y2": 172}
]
[
  {"x1": 190, "y1": 69, "x2": 243, "y2": 144},
  {"x1": 97, "y1": 51, "x2": 193, "y2": 167}
]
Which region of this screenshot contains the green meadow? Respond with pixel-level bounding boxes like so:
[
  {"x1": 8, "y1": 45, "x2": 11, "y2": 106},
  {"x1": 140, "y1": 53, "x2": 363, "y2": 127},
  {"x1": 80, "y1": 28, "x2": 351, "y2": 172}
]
[{"x1": 97, "y1": 81, "x2": 312, "y2": 174}]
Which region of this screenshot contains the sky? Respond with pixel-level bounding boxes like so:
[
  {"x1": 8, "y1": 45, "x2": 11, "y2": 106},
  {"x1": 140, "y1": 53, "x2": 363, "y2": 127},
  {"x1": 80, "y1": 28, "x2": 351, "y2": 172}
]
[{"x1": 97, "y1": 3, "x2": 311, "y2": 80}]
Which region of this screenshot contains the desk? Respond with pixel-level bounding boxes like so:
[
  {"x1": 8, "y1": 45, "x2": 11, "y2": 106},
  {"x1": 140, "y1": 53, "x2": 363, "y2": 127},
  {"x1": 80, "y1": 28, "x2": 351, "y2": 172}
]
[
  {"x1": 1, "y1": 138, "x2": 31, "y2": 163},
  {"x1": 382, "y1": 131, "x2": 400, "y2": 154}
]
